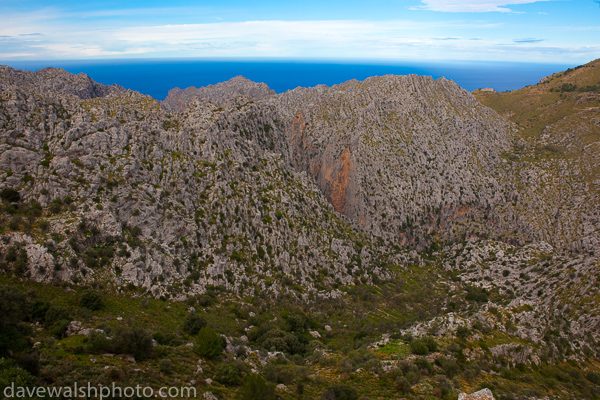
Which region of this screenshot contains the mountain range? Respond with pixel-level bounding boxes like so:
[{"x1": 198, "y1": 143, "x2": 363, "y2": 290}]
[{"x1": 0, "y1": 60, "x2": 599, "y2": 400}]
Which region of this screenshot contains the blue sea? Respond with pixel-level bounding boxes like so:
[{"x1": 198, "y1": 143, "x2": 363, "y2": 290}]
[{"x1": 1, "y1": 59, "x2": 571, "y2": 101}]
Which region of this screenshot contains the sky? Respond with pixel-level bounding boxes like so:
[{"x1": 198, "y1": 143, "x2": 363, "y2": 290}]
[{"x1": 1, "y1": 0, "x2": 599, "y2": 64}]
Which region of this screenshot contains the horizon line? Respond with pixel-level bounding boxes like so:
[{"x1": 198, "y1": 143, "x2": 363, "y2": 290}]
[{"x1": 0, "y1": 57, "x2": 580, "y2": 68}]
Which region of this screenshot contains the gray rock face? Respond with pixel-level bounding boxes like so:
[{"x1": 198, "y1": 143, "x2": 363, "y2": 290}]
[
  {"x1": 162, "y1": 76, "x2": 276, "y2": 112},
  {"x1": 0, "y1": 66, "x2": 407, "y2": 300},
  {"x1": 458, "y1": 389, "x2": 495, "y2": 400},
  {"x1": 0, "y1": 65, "x2": 596, "y2": 302},
  {"x1": 0, "y1": 66, "x2": 126, "y2": 99},
  {"x1": 265, "y1": 75, "x2": 516, "y2": 248}
]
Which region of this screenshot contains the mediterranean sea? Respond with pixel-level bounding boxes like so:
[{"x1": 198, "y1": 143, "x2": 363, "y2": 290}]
[{"x1": 2, "y1": 59, "x2": 572, "y2": 101}]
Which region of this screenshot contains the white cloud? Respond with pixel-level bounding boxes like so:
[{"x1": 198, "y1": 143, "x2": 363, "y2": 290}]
[
  {"x1": 414, "y1": 0, "x2": 554, "y2": 12},
  {"x1": 114, "y1": 20, "x2": 497, "y2": 47},
  {"x1": 0, "y1": 13, "x2": 596, "y2": 63},
  {"x1": 35, "y1": 43, "x2": 151, "y2": 57},
  {"x1": 106, "y1": 20, "x2": 504, "y2": 59},
  {"x1": 0, "y1": 52, "x2": 38, "y2": 58}
]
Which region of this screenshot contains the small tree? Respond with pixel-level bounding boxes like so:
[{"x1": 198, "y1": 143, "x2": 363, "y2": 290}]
[
  {"x1": 183, "y1": 312, "x2": 206, "y2": 335},
  {"x1": 0, "y1": 188, "x2": 20, "y2": 203},
  {"x1": 214, "y1": 362, "x2": 242, "y2": 385},
  {"x1": 238, "y1": 374, "x2": 276, "y2": 400},
  {"x1": 44, "y1": 306, "x2": 70, "y2": 338},
  {"x1": 395, "y1": 376, "x2": 411, "y2": 394},
  {"x1": 456, "y1": 326, "x2": 470, "y2": 340},
  {"x1": 159, "y1": 359, "x2": 173, "y2": 374},
  {"x1": 410, "y1": 340, "x2": 428, "y2": 355},
  {"x1": 321, "y1": 384, "x2": 358, "y2": 400},
  {"x1": 111, "y1": 327, "x2": 153, "y2": 361},
  {"x1": 79, "y1": 290, "x2": 104, "y2": 311},
  {"x1": 195, "y1": 326, "x2": 223, "y2": 359}
]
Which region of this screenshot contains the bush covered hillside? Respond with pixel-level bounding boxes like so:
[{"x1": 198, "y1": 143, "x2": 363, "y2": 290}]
[{"x1": 0, "y1": 62, "x2": 599, "y2": 399}]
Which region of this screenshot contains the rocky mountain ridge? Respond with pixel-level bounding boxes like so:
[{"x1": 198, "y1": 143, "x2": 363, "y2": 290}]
[
  {"x1": 162, "y1": 75, "x2": 276, "y2": 112},
  {"x1": 1, "y1": 63, "x2": 599, "y2": 400},
  {"x1": 0, "y1": 64, "x2": 597, "y2": 296}
]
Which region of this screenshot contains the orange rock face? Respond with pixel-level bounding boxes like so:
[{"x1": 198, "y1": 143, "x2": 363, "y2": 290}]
[
  {"x1": 328, "y1": 147, "x2": 352, "y2": 215},
  {"x1": 452, "y1": 204, "x2": 473, "y2": 219},
  {"x1": 289, "y1": 111, "x2": 309, "y2": 149},
  {"x1": 286, "y1": 111, "x2": 355, "y2": 216}
]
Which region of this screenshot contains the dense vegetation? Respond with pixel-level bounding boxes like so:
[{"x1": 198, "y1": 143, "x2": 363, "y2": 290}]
[{"x1": 1, "y1": 257, "x2": 599, "y2": 400}]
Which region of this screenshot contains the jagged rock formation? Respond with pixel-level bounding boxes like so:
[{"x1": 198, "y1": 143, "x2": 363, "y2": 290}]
[
  {"x1": 0, "y1": 66, "x2": 410, "y2": 300},
  {"x1": 0, "y1": 64, "x2": 598, "y2": 301},
  {"x1": 1, "y1": 63, "x2": 600, "y2": 399},
  {"x1": 266, "y1": 76, "x2": 520, "y2": 248},
  {"x1": 162, "y1": 75, "x2": 276, "y2": 112},
  {"x1": 0, "y1": 66, "x2": 125, "y2": 100}
]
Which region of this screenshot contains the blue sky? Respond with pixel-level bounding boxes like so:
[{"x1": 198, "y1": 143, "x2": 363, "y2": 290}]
[{"x1": 1, "y1": 0, "x2": 599, "y2": 63}]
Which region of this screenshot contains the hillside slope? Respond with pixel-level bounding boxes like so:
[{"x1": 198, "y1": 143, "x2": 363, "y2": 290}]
[
  {"x1": 475, "y1": 59, "x2": 600, "y2": 252},
  {"x1": 0, "y1": 64, "x2": 599, "y2": 400}
]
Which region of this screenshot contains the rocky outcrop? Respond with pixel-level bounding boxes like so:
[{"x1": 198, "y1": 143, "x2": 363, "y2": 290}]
[
  {"x1": 162, "y1": 75, "x2": 275, "y2": 112},
  {"x1": 458, "y1": 389, "x2": 495, "y2": 400},
  {"x1": 0, "y1": 66, "x2": 125, "y2": 99}
]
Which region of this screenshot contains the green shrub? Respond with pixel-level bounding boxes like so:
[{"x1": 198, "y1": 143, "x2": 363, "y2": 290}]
[
  {"x1": 321, "y1": 383, "x2": 358, "y2": 400},
  {"x1": 0, "y1": 286, "x2": 30, "y2": 327},
  {"x1": 405, "y1": 370, "x2": 420, "y2": 385},
  {"x1": 436, "y1": 356, "x2": 461, "y2": 378},
  {"x1": 195, "y1": 326, "x2": 223, "y2": 359},
  {"x1": 238, "y1": 374, "x2": 276, "y2": 400},
  {"x1": 261, "y1": 331, "x2": 306, "y2": 355},
  {"x1": 263, "y1": 362, "x2": 296, "y2": 385},
  {"x1": 0, "y1": 324, "x2": 31, "y2": 357},
  {"x1": 0, "y1": 189, "x2": 20, "y2": 203},
  {"x1": 152, "y1": 331, "x2": 184, "y2": 346},
  {"x1": 79, "y1": 290, "x2": 104, "y2": 311},
  {"x1": 0, "y1": 358, "x2": 36, "y2": 399},
  {"x1": 8, "y1": 216, "x2": 22, "y2": 231},
  {"x1": 560, "y1": 83, "x2": 577, "y2": 92},
  {"x1": 87, "y1": 331, "x2": 111, "y2": 354},
  {"x1": 44, "y1": 306, "x2": 70, "y2": 338},
  {"x1": 31, "y1": 300, "x2": 49, "y2": 322},
  {"x1": 182, "y1": 313, "x2": 207, "y2": 335},
  {"x1": 395, "y1": 376, "x2": 411, "y2": 393},
  {"x1": 410, "y1": 336, "x2": 437, "y2": 355},
  {"x1": 423, "y1": 336, "x2": 438, "y2": 351},
  {"x1": 48, "y1": 199, "x2": 63, "y2": 214},
  {"x1": 465, "y1": 287, "x2": 488, "y2": 303},
  {"x1": 410, "y1": 340, "x2": 428, "y2": 355},
  {"x1": 214, "y1": 362, "x2": 242, "y2": 385},
  {"x1": 415, "y1": 357, "x2": 433, "y2": 375},
  {"x1": 83, "y1": 246, "x2": 114, "y2": 269},
  {"x1": 196, "y1": 294, "x2": 214, "y2": 307},
  {"x1": 159, "y1": 359, "x2": 173, "y2": 374},
  {"x1": 44, "y1": 306, "x2": 70, "y2": 326},
  {"x1": 456, "y1": 326, "x2": 470, "y2": 339},
  {"x1": 38, "y1": 220, "x2": 50, "y2": 232},
  {"x1": 285, "y1": 312, "x2": 307, "y2": 332},
  {"x1": 586, "y1": 371, "x2": 600, "y2": 385},
  {"x1": 111, "y1": 327, "x2": 153, "y2": 361}
]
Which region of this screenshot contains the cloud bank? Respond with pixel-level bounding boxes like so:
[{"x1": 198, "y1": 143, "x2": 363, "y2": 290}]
[{"x1": 416, "y1": 0, "x2": 554, "y2": 12}]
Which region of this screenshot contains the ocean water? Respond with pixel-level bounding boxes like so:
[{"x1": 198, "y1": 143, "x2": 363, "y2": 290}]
[{"x1": 2, "y1": 59, "x2": 571, "y2": 101}]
